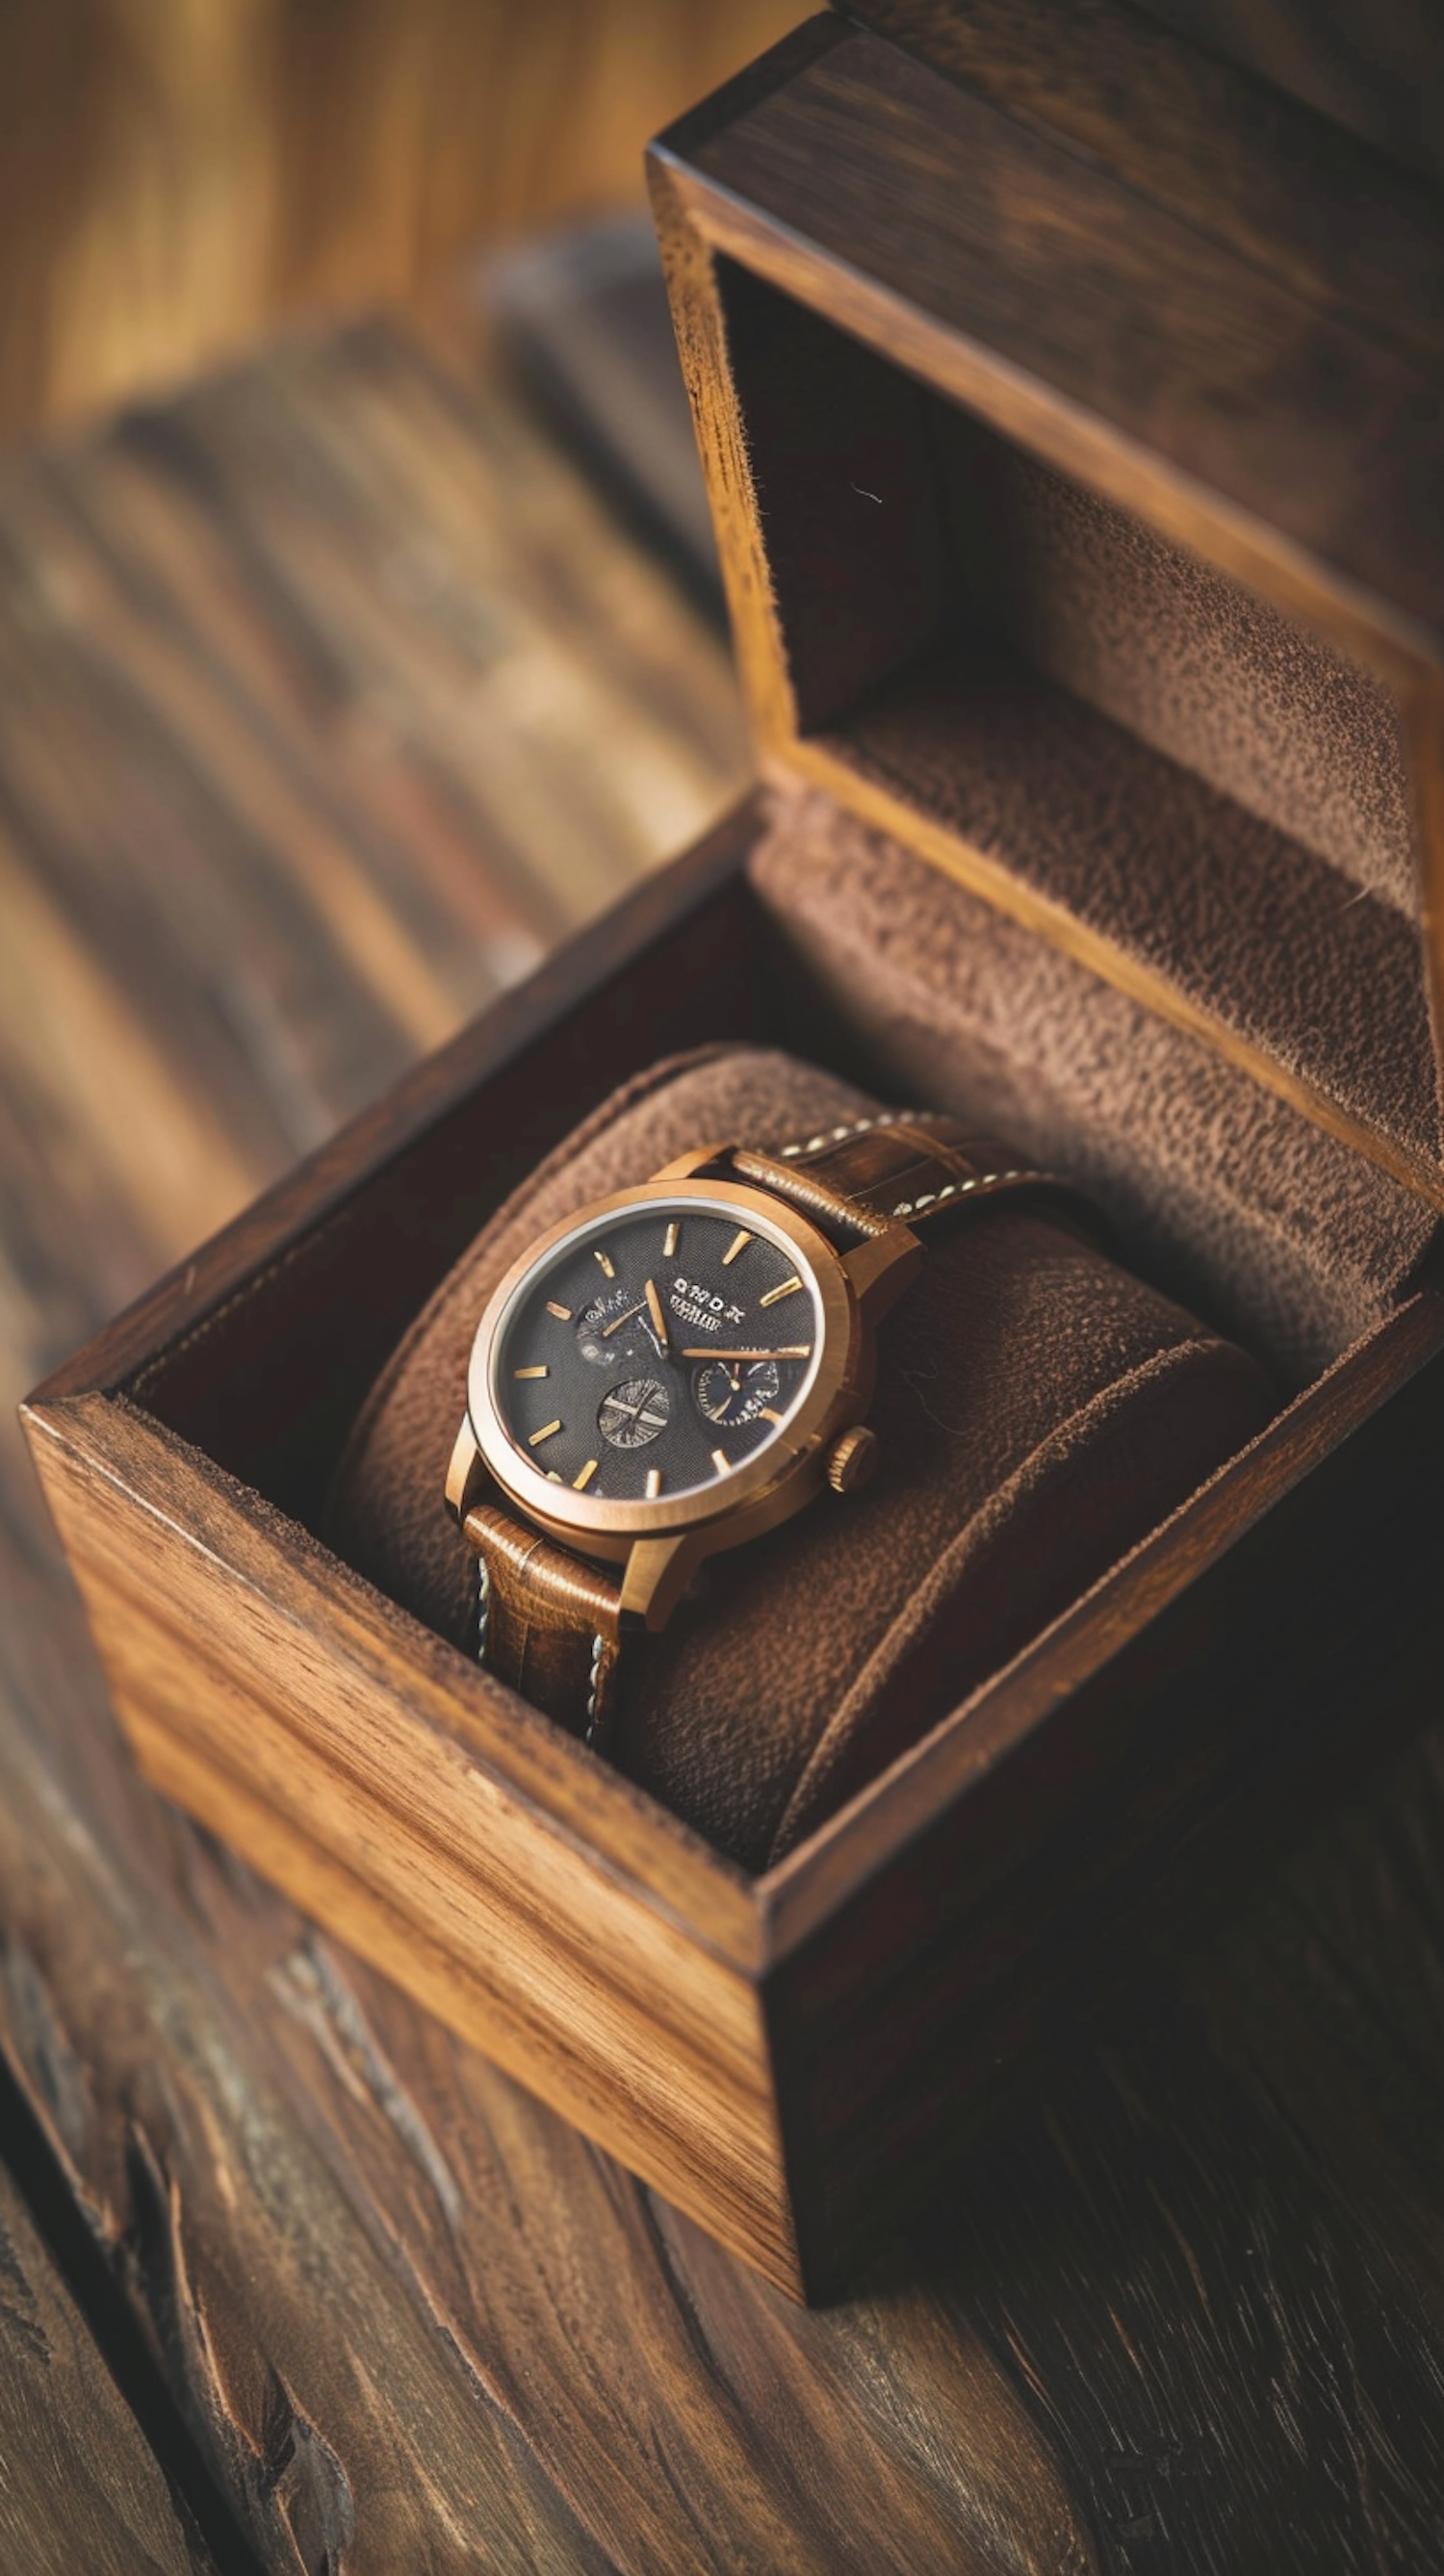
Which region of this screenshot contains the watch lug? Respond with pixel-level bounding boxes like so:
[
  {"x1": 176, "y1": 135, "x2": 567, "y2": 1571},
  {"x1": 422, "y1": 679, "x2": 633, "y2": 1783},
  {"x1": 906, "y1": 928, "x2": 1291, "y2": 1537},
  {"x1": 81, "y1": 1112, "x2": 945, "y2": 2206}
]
[
  {"x1": 621, "y1": 1533, "x2": 699, "y2": 1631},
  {"x1": 843, "y1": 1224, "x2": 921, "y2": 1324},
  {"x1": 650, "y1": 1140, "x2": 734, "y2": 1183},
  {"x1": 444, "y1": 1417, "x2": 487, "y2": 1524}
]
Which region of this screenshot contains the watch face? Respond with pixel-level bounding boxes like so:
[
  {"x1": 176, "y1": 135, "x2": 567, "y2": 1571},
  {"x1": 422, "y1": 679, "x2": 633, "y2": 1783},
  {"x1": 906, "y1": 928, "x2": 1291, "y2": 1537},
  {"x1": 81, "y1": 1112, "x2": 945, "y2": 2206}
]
[{"x1": 486, "y1": 1195, "x2": 825, "y2": 1505}]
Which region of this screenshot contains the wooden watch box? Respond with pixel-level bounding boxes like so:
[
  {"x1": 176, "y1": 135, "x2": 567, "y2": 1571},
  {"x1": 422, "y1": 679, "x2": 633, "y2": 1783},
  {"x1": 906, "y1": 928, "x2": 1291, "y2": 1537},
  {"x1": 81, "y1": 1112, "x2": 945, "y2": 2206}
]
[{"x1": 22, "y1": 5, "x2": 1444, "y2": 2302}]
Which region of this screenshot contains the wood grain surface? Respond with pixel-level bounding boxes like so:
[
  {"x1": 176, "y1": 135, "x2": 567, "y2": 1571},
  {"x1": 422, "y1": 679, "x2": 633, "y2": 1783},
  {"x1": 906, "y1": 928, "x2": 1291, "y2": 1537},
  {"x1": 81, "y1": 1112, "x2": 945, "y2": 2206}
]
[
  {"x1": 0, "y1": 2146, "x2": 220, "y2": 2575},
  {"x1": 6, "y1": 316, "x2": 1444, "y2": 2571},
  {"x1": 1125, "y1": 0, "x2": 1444, "y2": 188},
  {"x1": 844, "y1": 0, "x2": 1444, "y2": 374},
  {"x1": 659, "y1": 20, "x2": 1444, "y2": 655}
]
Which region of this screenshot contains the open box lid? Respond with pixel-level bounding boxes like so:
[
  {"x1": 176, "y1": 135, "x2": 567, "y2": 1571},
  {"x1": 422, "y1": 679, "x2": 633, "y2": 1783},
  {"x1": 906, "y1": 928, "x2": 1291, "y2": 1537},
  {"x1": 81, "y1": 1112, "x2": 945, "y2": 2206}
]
[{"x1": 649, "y1": 7, "x2": 1444, "y2": 1211}]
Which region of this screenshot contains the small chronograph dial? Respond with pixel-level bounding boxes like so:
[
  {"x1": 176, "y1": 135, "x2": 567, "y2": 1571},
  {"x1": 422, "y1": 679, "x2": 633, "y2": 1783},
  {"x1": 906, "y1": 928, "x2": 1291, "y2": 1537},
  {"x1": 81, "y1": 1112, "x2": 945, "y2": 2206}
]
[
  {"x1": 598, "y1": 1377, "x2": 670, "y2": 1448},
  {"x1": 694, "y1": 1356, "x2": 781, "y2": 1427},
  {"x1": 486, "y1": 1195, "x2": 824, "y2": 1505}
]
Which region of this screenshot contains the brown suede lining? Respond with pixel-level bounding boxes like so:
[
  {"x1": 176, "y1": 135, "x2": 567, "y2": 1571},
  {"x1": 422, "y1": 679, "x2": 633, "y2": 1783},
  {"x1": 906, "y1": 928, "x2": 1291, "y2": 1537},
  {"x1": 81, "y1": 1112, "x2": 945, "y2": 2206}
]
[
  {"x1": 750, "y1": 789, "x2": 1440, "y2": 1385},
  {"x1": 941, "y1": 437, "x2": 1418, "y2": 919},
  {"x1": 729, "y1": 300, "x2": 1437, "y2": 1170},
  {"x1": 330, "y1": 1045, "x2": 1273, "y2": 1868},
  {"x1": 829, "y1": 657, "x2": 1436, "y2": 1169}
]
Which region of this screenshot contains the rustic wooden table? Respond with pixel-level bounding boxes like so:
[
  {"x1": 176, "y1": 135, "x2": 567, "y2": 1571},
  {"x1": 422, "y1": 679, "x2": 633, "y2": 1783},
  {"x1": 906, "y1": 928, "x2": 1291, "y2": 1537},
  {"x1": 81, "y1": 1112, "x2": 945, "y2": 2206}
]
[{"x1": 3, "y1": 313, "x2": 1444, "y2": 2576}]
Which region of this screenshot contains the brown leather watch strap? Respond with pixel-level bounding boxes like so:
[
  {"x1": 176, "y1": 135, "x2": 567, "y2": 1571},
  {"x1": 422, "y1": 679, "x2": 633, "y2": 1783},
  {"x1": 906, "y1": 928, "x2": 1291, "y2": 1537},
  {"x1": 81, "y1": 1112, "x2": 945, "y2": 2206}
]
[
  {"x1": 462, "y1": 1500, "x2": 624, "y2": 1750},
  {"x1": 733, "y1": 1113, "x2": 1081, "y2": 1245}
]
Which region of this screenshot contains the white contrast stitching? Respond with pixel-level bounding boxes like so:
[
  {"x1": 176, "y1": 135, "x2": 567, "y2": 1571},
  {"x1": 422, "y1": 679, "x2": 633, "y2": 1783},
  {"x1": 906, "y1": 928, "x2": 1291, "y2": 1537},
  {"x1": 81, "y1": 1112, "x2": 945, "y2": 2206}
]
[
  {"x1": 890, "y1": 1167, "x2": 1021, "y2": 1219},
  {"x1": 584, "y1": 1633, "x2": 607, "y2": 1741},
  {"x1": 777, "y1": 1113, "x2": 926, "y2": 1158},
  {"x1": 774, "y1": 1116, "x2": 1040, "y2": 1223}
]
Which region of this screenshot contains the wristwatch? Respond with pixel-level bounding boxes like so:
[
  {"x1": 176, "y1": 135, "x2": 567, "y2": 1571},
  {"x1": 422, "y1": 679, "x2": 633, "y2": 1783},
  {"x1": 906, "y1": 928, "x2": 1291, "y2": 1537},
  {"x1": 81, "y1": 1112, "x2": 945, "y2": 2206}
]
[{"x1": 445, "y1": 1112, "x2": 1078, "y2": 1748}]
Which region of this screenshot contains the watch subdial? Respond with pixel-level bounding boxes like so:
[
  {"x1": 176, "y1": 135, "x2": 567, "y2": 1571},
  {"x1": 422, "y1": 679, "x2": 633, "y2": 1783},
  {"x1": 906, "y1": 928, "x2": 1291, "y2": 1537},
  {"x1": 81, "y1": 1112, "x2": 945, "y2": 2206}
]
[
  {"x1": 598, "y1": 1377, "x2": 671, "y2": 1450},
  {"x1": 693, "y1": 1357, "x2": 781, "y2": 1428},
  {"x1": 576, "y1": 1285, "x2": 651, "y2": 1367}
]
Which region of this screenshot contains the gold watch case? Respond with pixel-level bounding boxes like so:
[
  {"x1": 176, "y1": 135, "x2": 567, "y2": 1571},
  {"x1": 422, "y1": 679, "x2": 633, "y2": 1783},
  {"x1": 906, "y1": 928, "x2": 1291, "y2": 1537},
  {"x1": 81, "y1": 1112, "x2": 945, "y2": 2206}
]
[{"x1": 444, "y1": 1146, "x2": 921, "y2": 1629}]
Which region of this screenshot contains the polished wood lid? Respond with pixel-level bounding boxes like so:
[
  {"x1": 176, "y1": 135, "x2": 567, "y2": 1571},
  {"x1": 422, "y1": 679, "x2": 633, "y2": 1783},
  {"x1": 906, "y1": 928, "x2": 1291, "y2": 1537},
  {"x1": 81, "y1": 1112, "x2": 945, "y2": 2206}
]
[{"x1": 651, "y1": 12, "x2": 1444, "y2": 1207}]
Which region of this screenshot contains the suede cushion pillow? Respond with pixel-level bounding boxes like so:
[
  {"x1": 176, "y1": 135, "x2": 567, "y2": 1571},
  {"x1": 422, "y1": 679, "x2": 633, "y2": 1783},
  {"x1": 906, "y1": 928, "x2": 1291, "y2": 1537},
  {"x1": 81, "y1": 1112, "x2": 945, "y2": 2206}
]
[{"x1": 328, "y1": 1044, "x2": 1274, "y2": 1868}]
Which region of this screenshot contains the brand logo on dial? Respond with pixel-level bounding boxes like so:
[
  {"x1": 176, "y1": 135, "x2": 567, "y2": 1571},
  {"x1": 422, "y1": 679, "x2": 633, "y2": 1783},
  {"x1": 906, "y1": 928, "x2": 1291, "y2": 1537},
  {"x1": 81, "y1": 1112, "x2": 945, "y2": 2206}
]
[{"x1": 668, "y1": 1277, "x2": 745, "y2": 1332}]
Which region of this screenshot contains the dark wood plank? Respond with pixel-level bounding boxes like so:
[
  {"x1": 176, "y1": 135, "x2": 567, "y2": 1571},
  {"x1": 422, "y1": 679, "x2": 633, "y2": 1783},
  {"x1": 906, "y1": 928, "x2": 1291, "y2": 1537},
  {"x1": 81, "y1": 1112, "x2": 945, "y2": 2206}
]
[
  {"x1": 0, "y1": 2151, "x2": 219, "y2": 2576},
  {"x1": 1126, "y1": 0, "x2": 1444, "y2": 190},
  {"x1": 9, "y1": 308, "x2": 1444, "y2": 2570},
  {"x1": 0, "y1": 1521, "x2": 625, "y2": 2574},
  {"x1": 0, "y1": 315, "x2": 748, "y2": 1271},
  {"x1": 843, "y1": 0, "x2": 1444, "y2": 374},
  {"x1": 658, "y1": 20, "x2": 1444, "y2": 656}
]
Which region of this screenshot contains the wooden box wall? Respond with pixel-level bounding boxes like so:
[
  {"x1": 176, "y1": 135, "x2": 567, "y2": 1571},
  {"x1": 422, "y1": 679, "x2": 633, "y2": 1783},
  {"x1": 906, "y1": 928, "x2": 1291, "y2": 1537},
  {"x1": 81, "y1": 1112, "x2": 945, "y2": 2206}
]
[
  {"x1": 650, "y1": 10, "x2": 1444, "y2": 1206},
  {"x1": 23, "y1": 3, "x2": 1444, "y2": 2299}
]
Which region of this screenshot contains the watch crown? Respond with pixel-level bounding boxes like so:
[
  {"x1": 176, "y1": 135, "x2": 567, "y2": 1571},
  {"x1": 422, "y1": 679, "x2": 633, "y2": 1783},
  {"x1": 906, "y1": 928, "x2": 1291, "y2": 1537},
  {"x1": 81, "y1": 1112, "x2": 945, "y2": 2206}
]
[{"x1": 826, "y1": 1425, "x2": 879, "y2": 1496}]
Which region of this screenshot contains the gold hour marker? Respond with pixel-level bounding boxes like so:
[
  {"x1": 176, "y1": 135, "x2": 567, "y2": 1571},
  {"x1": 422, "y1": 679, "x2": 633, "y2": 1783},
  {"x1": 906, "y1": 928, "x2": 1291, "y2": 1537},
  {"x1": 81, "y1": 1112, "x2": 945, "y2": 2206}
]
[
  {"x1": 644, "y1": 1275, "x2": 671, "y2": 1351},
  {"x1": 594, "y1": 1248, "x2": 615, "y2": 1278},
  {"x1": 546, "y1": 1301, "x2": 572, "y2": 1322},
  {"x1": 761, "y1": 1274, "x2": 803, "y2": 1306},
  {"x1": 663, "y1": 1221, "x2": 679, "y2": 1258},
  {"x1": 529, "y1": 1419, "x2": 562, "y2": 1446},
  {"x1": 573, "y1": 1458, "x2": 599, "y2": 1491},
  {"x1": 514, "y1": 1365, "x2": 549, "y2": 1379},
  {"x1": 645, "y1": 1467, "x2": 662, "y2": 1499},
  {"x1": 710, "y1": 1447, "x2": 729, "y2": 1475},
  {"x1": 722, "y1": 1228, "x2": 752, "y2": 1266},
  {"x1": 760, "y1": 1407, "x2": 785, "y2": 1426}
]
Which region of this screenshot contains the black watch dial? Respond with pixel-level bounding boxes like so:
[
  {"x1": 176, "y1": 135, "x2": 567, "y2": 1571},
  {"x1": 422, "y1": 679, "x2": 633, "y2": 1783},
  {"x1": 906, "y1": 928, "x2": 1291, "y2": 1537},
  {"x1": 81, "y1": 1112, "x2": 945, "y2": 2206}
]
[{"x1": 491, "y1": 1198, "x2": 821, "y2": 1503}]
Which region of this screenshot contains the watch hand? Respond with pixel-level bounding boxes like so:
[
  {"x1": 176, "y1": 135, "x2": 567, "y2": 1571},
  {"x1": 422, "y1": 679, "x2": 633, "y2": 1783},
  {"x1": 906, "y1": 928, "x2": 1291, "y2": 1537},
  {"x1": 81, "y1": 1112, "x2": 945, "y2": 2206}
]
[
  {"x1": 601, "y1": 1300, "x2": 646, "y2": 1337},
  {"x1": 680, "y1": 1347, "x2": 812, "y2": 1360},
  {"x1": 643, "y1": 1276, "x2": 671, "y2": 1352}
]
